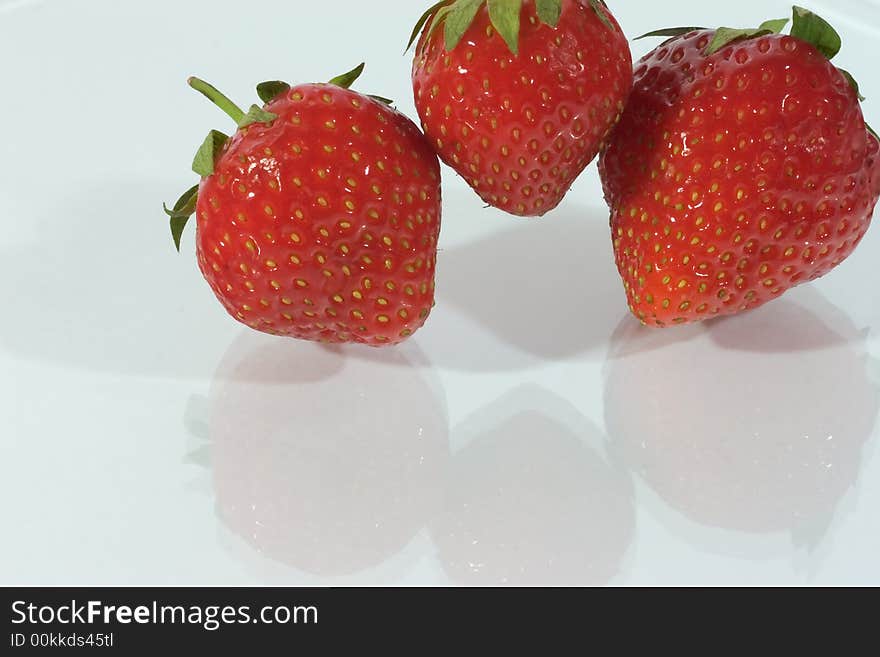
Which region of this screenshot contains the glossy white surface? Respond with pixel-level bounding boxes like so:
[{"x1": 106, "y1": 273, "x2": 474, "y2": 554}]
[{"x1": 1, "y1": 0, "x2": 878, "y2": 586}]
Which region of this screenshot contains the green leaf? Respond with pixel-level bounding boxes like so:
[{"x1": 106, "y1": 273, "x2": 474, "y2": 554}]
[
  {"x1": 426, "y1": 4, "x2": 455, "y2": 44},
  {"x1": 589, "y1": 0, "x2": 612, "y2": 30},
  {"x1": 641, "y1": 18, "x2": 784, "y2": 53},
  {"x1": 757, "y1": 18, "x2": 789, "y2": 34},
  {"x1": 192, "y1": 130, "x2": 229, "y2": 178},
  {"x1": 838, "y1": 68, "x2": 866, "y2": 101},
  {"x1": 256, "y1": 80, "x2": 290, "y2": 104},
  {"x1": 791, "y1": 6, "x2": 841, "y2": 60},
  {"x1": 368, "y1": 94, "x2": 395, "y2": 105},
  {"x1": 705, "y1": 26, "x2": 775, "y2": 55},
  {"x1": 535, "y1": 0, "x2": 562, "y2": 27},
  {"x1": 237, "y1": 105, "x2": 278, "y2": 128},
  {"x1": 328, "y1": 62, "x2": 365, "y2": 89},
  {"x1": 169, "y1": 215, "x2": 190, "y2": 252},
  {"x1": 487, "y1": 0, "x2": 522, "y2": 55},
  {"x1": 163, "y1": 185, "x2": 199, "y2": 220},
  {"x1": 635, "y1": 26, "x2": 706, "y2": 40},
  {"x1": 163, "y1": 185, "x2": 199, "y2": 252},
  {"x1": 445, "y1": 0, "x2": 483, "y2": 51},
  {"x1": 406, "y1": 0, "x2": 451, "y2": 52}
]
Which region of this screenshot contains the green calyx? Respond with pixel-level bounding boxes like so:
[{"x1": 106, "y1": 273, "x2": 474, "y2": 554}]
[
  {"x1": 838, "y1": 68, "x2": 865, "y2": 102},
  {"x1": 637, "y1": 6, "x2": 842, "y2": 64},
  {"x1": 162, "y1": 77, "x2": 279, "y2": 250},
  {"x1": 163, "y1": 185, "x2": 199, "y2": 252},
  {"x1": 256, "y1": 80, "x2": 290, "y2": 104},
  {"x1": 790, "y1": 6, "x2": 840, "y2": 59},
  {"x1": 407, "y1": 0, "x2": 613, "y2": 57},
  {"x1": 704, "y1": 18, "x2": 788, "y2": 56},
  {"x1": 634, "y1": 26, "x2": 706, "y2": 42},
  {"x1": 637, "y1": 7, "x2": 870, "y2": 130},
  {"x1": 589, "y1": 0, "x2": 612, "y2": 30},
  {"x1": 329, "y1": 62, "x2": 365, "y2": 88},
  {"x1": 634, "y1": 19, "x2": 789, "y2": 53},
  {"x1": 192, "y1": 130, "x2": 230, "y2": 178},
  {"x1": 185, "y1": 76, "x2": 280, "y2": 183},
  {"x1": 163, "y1": 64, "x2": 386, "y2": 251},
  {"x1": 327, "y1": 62, "x2": 394, "y2": 105},
  {"x1": 488, "y1": 0, "x2": 523, "y2": 55}
]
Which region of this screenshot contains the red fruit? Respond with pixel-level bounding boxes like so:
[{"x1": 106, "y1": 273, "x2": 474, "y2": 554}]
[
  {"x1": 599, "y1": 8, "x2": 880, "y2": 327},
  {"x1": 164, "y1": 65, "x2": 442, "y2": 346},
  {"x1": 410, "y1": 0, "x2": 632, "y2": 217}
]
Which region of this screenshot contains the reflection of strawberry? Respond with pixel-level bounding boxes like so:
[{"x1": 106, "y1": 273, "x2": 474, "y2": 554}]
[
  {"x1": 210, "y1": 334, "x2": 448, "y2": 577},
  {"x1": 410, "y1": 0, "x2": 632, "y2": 217},
  {"x1": 604, "y1": 289, "x2": 878, "y2": 537},
  {"x1": 599, "y1": 8, "x2": 880, "y2": 327},
  {"x1": 165, "y1": 65, "x2": 441, "y2": 346},
  {"x1": 431, "y1": 386, "x2": 634, "y2": 585}
]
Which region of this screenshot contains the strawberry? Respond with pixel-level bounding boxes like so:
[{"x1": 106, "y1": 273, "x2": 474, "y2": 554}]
[
  {"x1": 409, "y1": 0, "x2": 632, "y2": 217},
  {"x1": 599, "y1": 7, "x2": 880, "y2": 327},
  {"x1": 164, "y1": 65, "x2": 442, "y2": 346}
]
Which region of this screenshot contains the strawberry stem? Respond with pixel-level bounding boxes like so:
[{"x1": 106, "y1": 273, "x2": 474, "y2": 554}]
[{"x1": 188, "y1": 77, "x2": 245, "y2": 125}]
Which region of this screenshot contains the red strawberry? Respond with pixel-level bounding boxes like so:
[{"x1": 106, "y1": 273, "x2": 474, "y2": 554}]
[
  {"x1": 409, "y1": 0, "x2": 632, "y2": 217},
  {"x1": 599, "y1": 7, "x2": 880, "y2": 327},
  {"x1": 164, "y1": 65, "x2": 442, "y2": 346}
]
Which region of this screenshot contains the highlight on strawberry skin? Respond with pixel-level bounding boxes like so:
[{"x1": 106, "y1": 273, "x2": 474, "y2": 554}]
[
  {"x1": 409, "y1": 0, "x2": 633, "y2": 218},
  {"x1": 164, "y1": 65, "x2": 442, "y2": 347},
  {"x1": 599, "y1": 6, "x2": 880, "y2": 328}
]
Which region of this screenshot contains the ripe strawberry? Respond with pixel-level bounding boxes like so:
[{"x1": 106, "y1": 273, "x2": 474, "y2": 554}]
[
  {"x1": 409, "y1": 0, "x2": 632, "y2": 217},
  {"x1": 599, "y1": 7, "x2": 880, "y2": 327},
  {"x1": 164, "y1": 65, "x2": 442, "y2": 346}
]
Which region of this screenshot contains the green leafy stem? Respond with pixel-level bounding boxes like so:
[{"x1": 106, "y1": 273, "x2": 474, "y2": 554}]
[{"x1": 407, "y1": 0, "x2": 613, "y2": 57}]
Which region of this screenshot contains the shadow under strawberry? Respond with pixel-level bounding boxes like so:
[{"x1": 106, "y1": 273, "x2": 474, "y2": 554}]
[
  {"x1": 201, "y1": 331, "x2": 449, "y2": 581},
  {"x1": 0, "y1": 180, "x2": 239, "y2": 380},
  {"x1": 419, "y1": 195, "x2": 625, "y2": 372},
  {"x1": 603, "y1": 287, "x2": 878, "y2": 551},
  {"x1": 430, "y1": 385, "x2": 635, "y2": 586}
]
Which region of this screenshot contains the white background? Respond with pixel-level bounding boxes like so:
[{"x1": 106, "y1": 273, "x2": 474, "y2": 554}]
[{"x1": 1, "y1": 0, "x2": 879, "y2": 585}]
